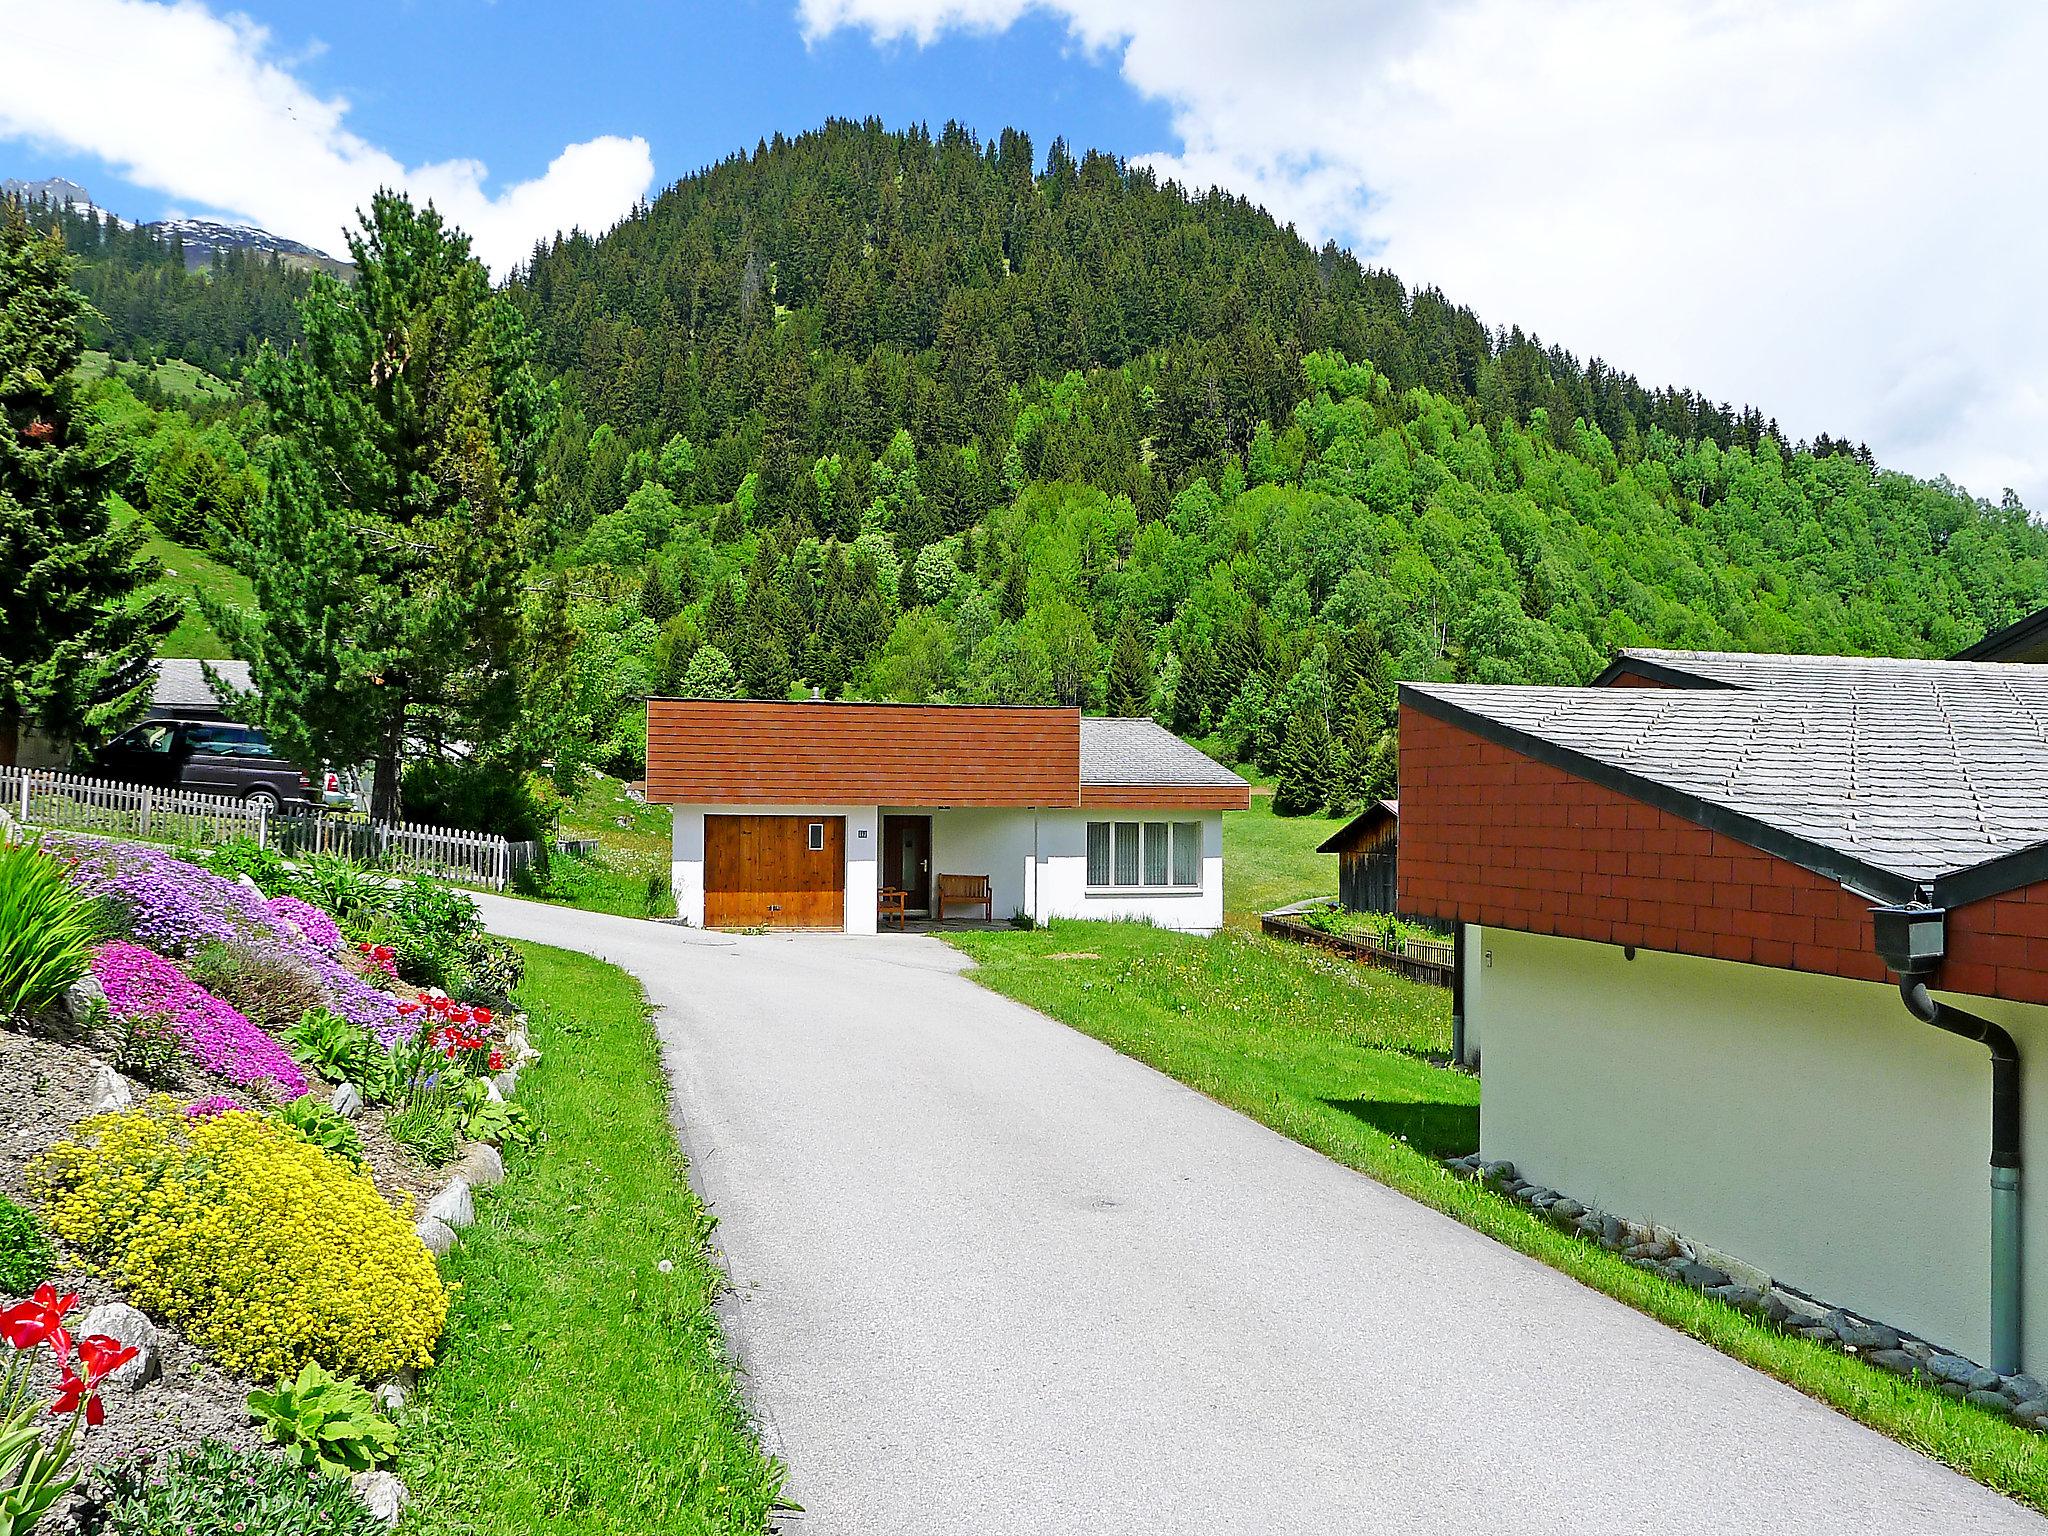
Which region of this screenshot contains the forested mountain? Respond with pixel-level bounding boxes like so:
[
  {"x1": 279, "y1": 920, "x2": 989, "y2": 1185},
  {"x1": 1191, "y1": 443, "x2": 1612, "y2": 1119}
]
[
  {"x1": 23, "y1": 120, "x2": 2048, "y2": 816},
  {"x1": 8, "y1": 192, "x2": 313, "y2": 377}
]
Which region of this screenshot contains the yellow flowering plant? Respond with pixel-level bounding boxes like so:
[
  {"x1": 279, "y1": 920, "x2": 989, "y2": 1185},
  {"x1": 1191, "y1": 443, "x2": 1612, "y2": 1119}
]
[{"x1": 29, "y1": 1100, "x2": 449, "y2": 1381}]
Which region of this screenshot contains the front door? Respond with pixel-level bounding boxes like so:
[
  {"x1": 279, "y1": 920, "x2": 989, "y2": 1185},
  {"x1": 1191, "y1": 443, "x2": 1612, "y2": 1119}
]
[{"x1": 881, "y1": 814, "x2": 932, "y2": 913}]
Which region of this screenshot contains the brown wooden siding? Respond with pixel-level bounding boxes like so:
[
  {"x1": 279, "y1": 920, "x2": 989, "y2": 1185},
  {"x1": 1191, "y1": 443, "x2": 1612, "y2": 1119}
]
[
  {"x1": 1079, "y1": 783, "x2": 1251, "y2": 810},
  {"x1": 704, "y1": 814, "x2": 845, "y2": 928},
  {"x1": 647, "y1": 701, "x2": 1081, "y2": 806}
]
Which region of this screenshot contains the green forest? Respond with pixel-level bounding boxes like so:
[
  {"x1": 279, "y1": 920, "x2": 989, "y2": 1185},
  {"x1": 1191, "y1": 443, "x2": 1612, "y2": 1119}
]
[{"x1": 11, "y1": 118, "x2": 2046, "y2": 823}]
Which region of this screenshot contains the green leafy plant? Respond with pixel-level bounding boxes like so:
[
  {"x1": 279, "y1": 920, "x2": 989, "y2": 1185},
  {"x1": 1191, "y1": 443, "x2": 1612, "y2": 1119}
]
[
  {"x1": 97, "y1": 1438, "x2": 390, "y2": 1535},
  {"x1": 288, "y1": 855, "x2": 392, "y2": 938},
  {"x1": 246, "y1": 1361, "x2": 397, "y2": 1477},
  {"x1": 0, "y1": 1198, "x2": 52, "y2": 1294},
  {"x1": 201, "y1": 836, "x2": 292, "y2": 897},
  {"x1": 110, "y1": 1011, "x2": 187, "y2": 1089},
  {"x1": 456, "y1": 1077, "x2": 529, "y2": 1148},
  {"x1": 270, "y1": 1097, "x2": 365, "y2": 1168},
  {"x1": 386, "y1": 1098, "x2": 460, "y2": 1165},
  {"x1": 284, "y1": 1006, "x2": 376, "y2": 1085},
  {"x1": 0, "y1": 837, "x2": 104, "y2": 1022}
]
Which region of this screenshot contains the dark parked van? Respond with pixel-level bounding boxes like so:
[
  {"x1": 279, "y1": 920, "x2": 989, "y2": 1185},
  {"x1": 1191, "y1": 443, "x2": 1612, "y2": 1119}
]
[{"x1": 89, "y1": 720, "x2": 333, "y2": 813}]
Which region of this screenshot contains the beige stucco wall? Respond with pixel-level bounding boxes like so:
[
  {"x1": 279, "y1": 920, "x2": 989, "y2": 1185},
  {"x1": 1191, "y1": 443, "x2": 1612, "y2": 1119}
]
[{"x1": 1473, "y1": 926, "x2": 2048, "y2": 1369}]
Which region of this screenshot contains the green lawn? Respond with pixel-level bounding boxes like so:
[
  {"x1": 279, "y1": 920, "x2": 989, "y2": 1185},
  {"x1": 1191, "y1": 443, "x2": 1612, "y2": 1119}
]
[
  {"x1": 111, "y1": 495, "x2": 255, "y2": 660},
  {"x1": 398, "y1": 941, "x2": 784, "y2": 1534},
  {"x1": 1222, "y1": 791, "x2": 1346, "y2": 924},
  {"x1": 949, "y1": 919, "x2": 2048, "y2": 1512},
  {"x1": 520, "y1": 771, "x2": 677, "y2": 918}
]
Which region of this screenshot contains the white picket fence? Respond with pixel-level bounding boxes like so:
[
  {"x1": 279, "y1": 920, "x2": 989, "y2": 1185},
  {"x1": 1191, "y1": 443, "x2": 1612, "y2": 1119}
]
[{"x1": 0, "y1": 765, "x2": 537, "y2": 891}]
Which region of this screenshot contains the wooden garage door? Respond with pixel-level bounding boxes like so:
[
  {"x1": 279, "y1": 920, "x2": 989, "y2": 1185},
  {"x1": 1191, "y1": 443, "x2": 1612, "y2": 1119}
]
[{"x1": 704, "y1": 814, "x2": 845, "y2": 929}]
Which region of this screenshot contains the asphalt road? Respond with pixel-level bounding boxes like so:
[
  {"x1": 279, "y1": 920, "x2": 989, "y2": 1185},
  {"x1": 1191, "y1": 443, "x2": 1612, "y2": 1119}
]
[{"x1": 471, "y1": 893, "x2": 2044, "y2": 1535}]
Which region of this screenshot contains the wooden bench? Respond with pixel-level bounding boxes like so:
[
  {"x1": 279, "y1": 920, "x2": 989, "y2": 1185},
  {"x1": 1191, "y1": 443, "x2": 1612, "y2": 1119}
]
[
  {"x1": 935, "y1": 873, "x2": 993, "y2": 923},
  {"x1": 877, "y1": 886, "x2": 908, "y2": 930}
]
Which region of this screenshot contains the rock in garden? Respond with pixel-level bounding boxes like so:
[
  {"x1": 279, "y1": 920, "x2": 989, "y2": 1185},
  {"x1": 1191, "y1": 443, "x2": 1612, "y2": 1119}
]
[
  {"x1": 1761, "y1": 1292, "x2": 1795, "y2": 1326},
  {"x1": 89, "y1": 1064, "x2": 135, "y2": 1115},
  {"x1": 331, "y1": 1082, "x2": 363, "y2": 1119},
  {"x1": 1965, "y1": 1366, "x2": 2005, "y2": 1393},
  {"x1": 415, "y1": 1217, "x2": 457, "y2": 1256},
  {"x1": 2002, "y1": 1374, "x2": 2047, "y2": 1405},
  {"x1": 373, "y1": 1380, "x2": 406, "y2": 1414},
  {"x1": 1927, "y1": 1353, "x2": 1980, "y2": 1386},
  {"x1": 492, "y1": 1067, "x2": 520, "y2": 1098},
  {"x1": 456, "y1": 1143, "x2": 505, "y2": 1187},
  {"x1": 74, "y1": 1303, "x2": 159, "y2": 1390},
  {"x1": 352, "y1": 1470, "x2": 408, "y2": 1528},
  {"x1": 2011, "y1": 1398, "x2": 2048, "y2": 1429},
  {"x1": 483, "y1": 1077, "x2": 505, "y2": 1104},
  {"x1": 1867, "y1": 1350, "x2": 1921, "y2": 1376},
  {"x1": 1671, "y1": 1260, "x2": 1731, "y2": 1291},
  {"x1": 1967, "y1": 1390, "x2": 2014, "y2": 1416},
  {"x1": 1479, "y1": 1160, "x2": 1516, "y2": 1190},
  {"x1": 63, "y1": 973, "x2": 106, "y2": 1026},
  {"x1": 425, "y1": 1177, "x2": 474, "y2": 1230},
  {"x1": 1826, "y1": 1311, "x2": 1901, "y2": 1353},
  {"x1": 1548, "y1": 1198, "x2": 1584, "y2": 1222}
]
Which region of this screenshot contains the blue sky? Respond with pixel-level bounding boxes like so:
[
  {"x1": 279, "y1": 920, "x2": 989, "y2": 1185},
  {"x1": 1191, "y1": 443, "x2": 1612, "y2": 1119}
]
[
  {"x1": 6, "y1": 0, "x2": 2046, "y2": 508},
  {"x1": 12, "y1": 0, "x2": 1171, "y2": 234}
]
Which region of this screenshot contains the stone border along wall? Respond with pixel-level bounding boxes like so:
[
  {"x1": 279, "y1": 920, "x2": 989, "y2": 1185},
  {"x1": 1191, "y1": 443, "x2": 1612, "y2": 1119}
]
[{"x1": 1442, "y1": 1153, "x2": 2048, "y2": 1429}]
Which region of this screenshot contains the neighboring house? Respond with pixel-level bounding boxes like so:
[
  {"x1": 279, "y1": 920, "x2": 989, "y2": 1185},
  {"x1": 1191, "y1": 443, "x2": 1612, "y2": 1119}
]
[
  {"x1": 1317, "y1": 799, "x2": 1399, "y2": 913},
  {"x1": 150, "y1": 659, "x2": 251, "y2": 723},
  {"x1": 1955, "y1": 607, "x2": 2048, "y2": 664},
  {"x1": 645, "y1": 701, "x2": 1249, "y2": 933},
  {"x1": 1398, "y1": 656, "x2": 2048, "y2": 1374},
  {"x1": 12, "y1": 659, "x2": 252, "y2": 768}
]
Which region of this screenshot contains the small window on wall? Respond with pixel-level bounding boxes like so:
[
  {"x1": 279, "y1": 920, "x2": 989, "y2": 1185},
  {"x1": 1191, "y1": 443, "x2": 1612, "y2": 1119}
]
[
  {"x1": 1086, "y1": 819, "x2": 1203, "y2": 889},
  {"x1": 808, "y1": 822, "x2": 825, "y2": 851}
]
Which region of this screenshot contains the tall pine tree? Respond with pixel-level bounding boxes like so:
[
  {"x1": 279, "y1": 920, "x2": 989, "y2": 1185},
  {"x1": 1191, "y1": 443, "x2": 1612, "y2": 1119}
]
[
  {"x1": 0, "y1": 206, "x2": 176, "y2": 764},
  {"x1": 211, "y1": 193, "x2": 557, "y2": 820},
  {"x1": 1104, "y1": 610, "x2": 1153, "y2": 717}
]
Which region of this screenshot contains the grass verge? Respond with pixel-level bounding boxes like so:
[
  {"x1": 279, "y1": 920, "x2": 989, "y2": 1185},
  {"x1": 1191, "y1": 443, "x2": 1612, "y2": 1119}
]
[
  {"x1": 950, "y1": 920, "x2": 2048, "y2": 1512},
  {"x1": 398, "y1": 940, "x2": 783, "y2": 1534},
  {"x1": 1221, "y1": 793, "x2": 1345, "y2": 925},
  {"x1": 519, "y1": 772, "x2": 676, "y2": 918}
]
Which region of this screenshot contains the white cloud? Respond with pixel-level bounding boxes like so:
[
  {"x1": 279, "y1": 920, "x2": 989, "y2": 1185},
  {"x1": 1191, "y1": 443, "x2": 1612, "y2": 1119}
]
[
  {"x1": 804, "y1": 0, "x2": 2048, "y2": 509},
  {"x1": 0, "y1": 0, "x2": 654, "y2": 276}
]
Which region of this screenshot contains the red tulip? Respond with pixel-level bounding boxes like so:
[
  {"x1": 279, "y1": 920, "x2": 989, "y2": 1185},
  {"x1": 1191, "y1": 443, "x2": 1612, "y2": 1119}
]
[
  {"x1": 1, "y1": 1284, "x2": 78, "y2": 1360},
  {"x1": 76, "y1": 1334, "x2": 139, "y2": 1384},
  {"x1": 397, "y1": 1001, "x2": 420, "y2": 1016},
  {"x1": 474, "y1": 1008, "x2": 493, "y2": 1026}
]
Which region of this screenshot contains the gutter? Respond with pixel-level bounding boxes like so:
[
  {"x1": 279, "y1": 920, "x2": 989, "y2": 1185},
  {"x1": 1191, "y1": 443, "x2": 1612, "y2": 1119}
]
[{"x1": 1873, "y1": 903, "x2": 2024, "y2": 1373}]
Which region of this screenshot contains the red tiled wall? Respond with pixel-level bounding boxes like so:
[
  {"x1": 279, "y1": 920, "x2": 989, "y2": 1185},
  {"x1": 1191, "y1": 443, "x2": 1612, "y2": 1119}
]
[
  {"x1": 1942, "y1": 892, "x2": 2048, "y2": 1005},
  {"x1": 1397, "y1": 703, "x2": 1890, "y2": 983}
]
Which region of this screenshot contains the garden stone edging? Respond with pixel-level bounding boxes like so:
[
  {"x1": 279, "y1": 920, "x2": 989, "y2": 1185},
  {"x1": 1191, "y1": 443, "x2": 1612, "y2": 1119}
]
[
  {"x1": 331, "y1": 1081, "x2": 363, "y2": 1119},
  {"x1": 425, "y1": 1176, "x2": 474, "y2": 1230},
  {"x1": 74, "y1": 1301, "x2": 161, "y2": 1390},
  {"x1": 1442, "y1": 1153, "x2": 2048, "y2": 1430}
]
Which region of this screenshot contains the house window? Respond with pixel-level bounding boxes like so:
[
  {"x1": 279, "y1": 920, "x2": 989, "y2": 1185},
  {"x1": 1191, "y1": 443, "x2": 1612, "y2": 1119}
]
[
  {"x1": 1087, "y1": 820, "x2": 1202, "y2": 890},
  {"x1": 808, "y1": 821, "x2": 825, "y2": 851}
]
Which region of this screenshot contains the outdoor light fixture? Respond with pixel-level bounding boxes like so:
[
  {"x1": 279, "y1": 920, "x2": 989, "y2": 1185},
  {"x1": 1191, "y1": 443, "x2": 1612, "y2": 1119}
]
[{"x1": 1871, "y1": 903, "x2": 1948, "y2": 976}]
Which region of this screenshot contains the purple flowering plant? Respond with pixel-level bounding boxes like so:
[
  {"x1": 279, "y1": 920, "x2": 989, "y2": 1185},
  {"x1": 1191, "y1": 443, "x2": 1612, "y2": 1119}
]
[
  {"x1": 91, "y1": 943, "x2": 308, "y2": 1100},
  {"x1": 184, "y1": 1095, "x2": 244, "y2": 1119}
]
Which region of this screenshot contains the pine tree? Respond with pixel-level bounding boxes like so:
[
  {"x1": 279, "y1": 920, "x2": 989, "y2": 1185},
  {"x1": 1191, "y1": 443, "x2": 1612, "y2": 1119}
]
[
  {"x1": 639, "y1": 558, "x2": 680, "y2": 625},
  {"x1": 1272, "y1": 708, "x2": 1341, "y2": 817},
  {"x1": 676, "y1": 643, "x2": 741, "y2": 699},
  {"x1": 0, "y1": 206, "x2": 177, "y2": 763},
  {"x1": 1104, "y1": 610, "x2": 1153, "y2": 717},
  {"x1": 210, "y1": 193, "x2": 557, "y2": 821}
]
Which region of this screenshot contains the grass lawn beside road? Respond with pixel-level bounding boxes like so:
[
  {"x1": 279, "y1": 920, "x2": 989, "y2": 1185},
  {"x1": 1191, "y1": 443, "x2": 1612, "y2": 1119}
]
[
  {"x1": 951, "y1": 919, "x2": 2048, "y2": 1512},
  {"x1": 399, "y1": 940, "x2": 783, "y2": 1534}
]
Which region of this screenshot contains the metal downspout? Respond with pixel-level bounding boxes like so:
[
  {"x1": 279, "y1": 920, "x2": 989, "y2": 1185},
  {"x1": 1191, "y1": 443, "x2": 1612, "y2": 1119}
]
[{"x1": 1898, "y1": 977, "x2": 2024, "y2": 1374}]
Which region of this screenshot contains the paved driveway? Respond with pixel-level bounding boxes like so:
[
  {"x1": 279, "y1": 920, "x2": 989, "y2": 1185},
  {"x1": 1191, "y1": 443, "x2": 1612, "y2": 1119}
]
[{"x1": 470, "y1": 895, "x2": 2042, "y2": 1535}]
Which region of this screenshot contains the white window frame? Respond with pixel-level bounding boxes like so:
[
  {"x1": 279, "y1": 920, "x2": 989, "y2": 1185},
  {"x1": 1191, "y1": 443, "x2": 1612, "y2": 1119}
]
[
  {"x1": 807, "y1": 821, "x2": 825, "y2": 852},
  {"x1": 1085, "y1": 818, "x2": 1203, "y2": 893}
]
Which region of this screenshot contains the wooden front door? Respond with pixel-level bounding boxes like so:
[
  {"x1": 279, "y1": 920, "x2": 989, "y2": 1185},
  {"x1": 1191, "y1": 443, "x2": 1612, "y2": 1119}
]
[
  {"x1": 704, "y1": 814, "x2": 845, "y2": 928},
  {"x1": 880, "y1": 814, "x2": 932, "y2": 913}
]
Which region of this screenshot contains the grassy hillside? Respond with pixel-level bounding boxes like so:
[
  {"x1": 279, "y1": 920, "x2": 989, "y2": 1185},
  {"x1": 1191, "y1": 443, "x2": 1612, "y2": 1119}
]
[{"x1": 111, "y1": 496, "x2": 252, "y2": 659}]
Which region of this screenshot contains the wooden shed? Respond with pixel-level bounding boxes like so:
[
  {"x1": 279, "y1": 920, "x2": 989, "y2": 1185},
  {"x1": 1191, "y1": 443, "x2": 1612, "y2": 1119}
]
[{"x1": 1318, "y1": 799, "x2": 1399, "y2": 913}]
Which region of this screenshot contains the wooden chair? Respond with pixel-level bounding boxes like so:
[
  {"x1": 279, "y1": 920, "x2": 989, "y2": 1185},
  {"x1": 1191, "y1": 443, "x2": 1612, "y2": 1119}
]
[
  {"x1": 877, "y1": 886, "x2": 908, "y2": 930},
  {"x1": 935, "y1": 873, "x2": 993, "y2": 923}
]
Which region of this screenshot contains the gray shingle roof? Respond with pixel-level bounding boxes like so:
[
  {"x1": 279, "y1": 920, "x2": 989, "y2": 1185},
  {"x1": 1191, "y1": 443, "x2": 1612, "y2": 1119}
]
[
  {"x1": 152, "y1": 659, "x2": 251, "y2": 710},
  {"x1": 1606, "y1": 647, "x2": 2048, "y2": 701},
  {"x1": 1080, "y1": 717, "x2": 1247, "y2": 788},
  {"x1": 1405, "y1": 674, "x2": 2048, "y2": 904}
]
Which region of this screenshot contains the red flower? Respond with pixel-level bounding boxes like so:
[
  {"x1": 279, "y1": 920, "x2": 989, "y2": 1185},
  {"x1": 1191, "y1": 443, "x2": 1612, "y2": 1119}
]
[
  {"x1": 474, "y1": 1007, "x2": 493, "y2": 1026},
  {"x1": 372, "y1": 945, "x2": 394, "y2": 962},
  {"x1": 1, "y1": 1284, "x2": 78, "y2": 1361},
  {"x1": 397, "y1": 1001, "x2": 420, "y2": 1016},
  {"x1": 50, "y1": 1364, "x2": 96, "y2": 1424},
  {"x1": 431, "y1": 997, "x2": 450, "y2": 1014},
  {"x1": 488, "y1": 1051, "x2": 505, "y2": 1071},
  {"x1": 77, "y1": 1334, "x2": 139, "y2": 1384}
]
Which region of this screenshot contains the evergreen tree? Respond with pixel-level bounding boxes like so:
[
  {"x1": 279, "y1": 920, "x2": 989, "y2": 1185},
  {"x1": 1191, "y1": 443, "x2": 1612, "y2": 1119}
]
[
  {"x1": 211, "y1": 192, "x2": 557, "y2": 821},
  {"x1": 639, "y1": 558, "x2": 680, "y2": 625},
  {"x1": 677, "y1": 643, "x2": 741, "y2": 699},
  {"x1": 0, "y1": 206, "x2": 177, "y2": 763},
  {"x1": 1104, "y1": 610, "x2": 1153, "y2": 717},
  {"x1": 1272, "y1": 708, "x2": 1341, "y2": 816}
]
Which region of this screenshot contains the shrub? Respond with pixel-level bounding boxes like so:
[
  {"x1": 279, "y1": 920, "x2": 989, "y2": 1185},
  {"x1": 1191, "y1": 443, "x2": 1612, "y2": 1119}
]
[
  {"x1": 201, "y1": 836, "x2": 292, "y2": 897},
  {"x1": 288, "y1": 854, "x2": 392, "y2": 936},
  {"x1": 0, "y1": 1196, "x2": 52, "y2": 1294},
  {"x1": 284, "y1": 1007, "x2": 378, "y2": 1085},
  {"x1": 0, "y1": 837, "x2": 103, "y2": 1021},
  {"x1": 31, "y1": 1101, "x2": 448, "y2": 1380},
  {"x1": 109, "y1": 1013, "x2": 187, "y2": 1089},
  {"x1": 96, "y1": 1440, "x2": 389, "y2": 1536},
  {"x1": 369, "y1": 874, "x2": 522, "y2": 1004},
  {"x1": 401, "y1": 757, "x2": 551, "y2": 843},
  {"x1": 92, "y1": 943, "x2": 308, "y2": 1099},
  {"x1": 270, "y1": 1096, "x2": 365, "y2": 1168},
  {"x1": 246, "y1": 1361, "x2": 396, "y2": 1476},
  {"x1": 181, "y1": 941, "x2": 331, "y2": 1034}
]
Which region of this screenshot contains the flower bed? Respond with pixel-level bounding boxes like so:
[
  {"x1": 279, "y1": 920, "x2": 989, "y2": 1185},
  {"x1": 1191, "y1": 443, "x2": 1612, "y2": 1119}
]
[{"x1": 93, "y1": 942, "x2": 308, "y2": 1099}]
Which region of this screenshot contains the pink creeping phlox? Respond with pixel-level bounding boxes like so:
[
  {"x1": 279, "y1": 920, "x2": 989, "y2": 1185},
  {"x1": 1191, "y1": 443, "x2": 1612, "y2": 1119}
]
[{"x1": 91, "y1": 943, "x2": 308, "y2": 1100}]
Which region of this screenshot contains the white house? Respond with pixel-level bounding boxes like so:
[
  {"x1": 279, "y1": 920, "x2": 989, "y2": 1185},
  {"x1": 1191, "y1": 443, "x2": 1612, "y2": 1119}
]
[{"x1": 645, "y1": 700, "x2": 1249, "y2": 934}]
